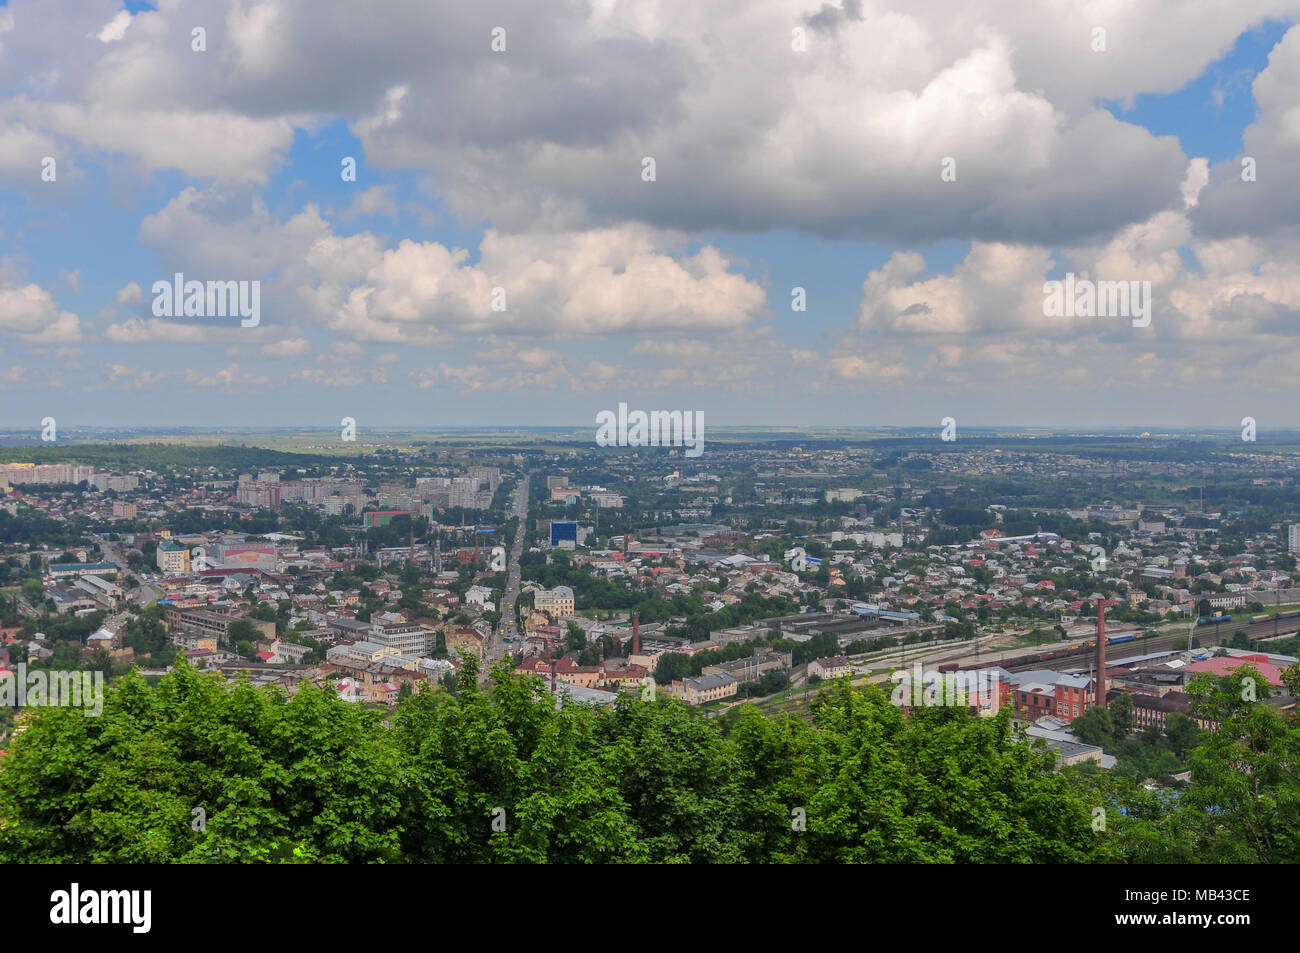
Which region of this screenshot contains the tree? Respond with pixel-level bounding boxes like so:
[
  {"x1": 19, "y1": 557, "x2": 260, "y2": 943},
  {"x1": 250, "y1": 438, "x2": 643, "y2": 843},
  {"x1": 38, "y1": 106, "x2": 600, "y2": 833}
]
[
  {"x1": 1109, "y1": 693, "x2": 1135, "y2": 741},
  {"x1": 20, "y1": 578, "x2": 42, "y2": 604},
  {"x1": 0, "y1": 653, "x2": 1241, "y2": 864},
  {"x1": 652, "y1": 652, "x2": 691, "y2": 686},
  {"x1": 226, "y1": 618, "x2": 261, "y2": 648},
  {"x1": 1176, "y1": 667, "x2": 1300, "y2": 862},
  {"x1": 1163, "y1": 712, "x2": 1202, "y2": 758},
  {"x1": 1070, "y1": 705, "x2": 1114, "y2": 746}
]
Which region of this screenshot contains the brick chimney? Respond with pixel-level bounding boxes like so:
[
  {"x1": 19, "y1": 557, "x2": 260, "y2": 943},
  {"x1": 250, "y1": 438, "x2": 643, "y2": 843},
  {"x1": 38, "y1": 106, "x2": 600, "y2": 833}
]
[{"x1": 1095, "y1": 600, "x2": 1107, "y2": 710}]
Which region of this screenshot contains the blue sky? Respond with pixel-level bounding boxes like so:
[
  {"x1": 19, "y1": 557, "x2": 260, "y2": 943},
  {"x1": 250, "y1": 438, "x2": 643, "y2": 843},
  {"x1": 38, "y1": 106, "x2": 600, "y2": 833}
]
[{"x1": 1, "y1": 2, "x2": 1299, "y2": 430}]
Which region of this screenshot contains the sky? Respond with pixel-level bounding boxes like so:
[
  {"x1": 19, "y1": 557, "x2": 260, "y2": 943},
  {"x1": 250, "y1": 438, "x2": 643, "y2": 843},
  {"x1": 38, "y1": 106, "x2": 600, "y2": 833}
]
[{"x1": 1, "y1": 0, "x2": 1299, "y2": 431}]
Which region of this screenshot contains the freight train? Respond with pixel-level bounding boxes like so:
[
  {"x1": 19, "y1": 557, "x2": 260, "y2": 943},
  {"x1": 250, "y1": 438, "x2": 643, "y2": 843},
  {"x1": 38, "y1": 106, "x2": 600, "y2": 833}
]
[
  {"x1": 992, "y1": 645, "x2": 1090, "y2": 670},
  {"x1": 997, "y1": 632, "x2": 1141, "y2": 670}
]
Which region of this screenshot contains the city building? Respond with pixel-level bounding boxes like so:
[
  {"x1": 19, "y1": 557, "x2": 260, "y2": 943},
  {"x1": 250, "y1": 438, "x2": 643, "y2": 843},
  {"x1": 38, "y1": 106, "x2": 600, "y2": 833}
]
[
  {"x1": 670, "y1": 672, "x2": 738, "y2": 705},
  {"x1": 209, "y1": 539, "x2": 277, "y2": 571},
  {"x1": 550, "y1": 520, "x2": 577, "y2": 547},
  {"x1": 157, "y1": 540, "x2": 191, "y2": 573},
  {"x1": 807, "y1": 656, "x2": 852, "y2": 680},
  {"x1": 48, "y1": 562, "x2": 118, "y2": 580},
  {"x1": 534, "y1": 586, "x2": 575, "y2": 619}
]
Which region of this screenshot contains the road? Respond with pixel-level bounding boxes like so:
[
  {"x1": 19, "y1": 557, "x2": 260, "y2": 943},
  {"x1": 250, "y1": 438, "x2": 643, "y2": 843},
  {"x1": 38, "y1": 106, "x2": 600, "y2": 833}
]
[
  {"x1": 485, "y1": 475, "x2": 529, "y2": 668},
  {"x1": 92, "y1": 534, "x2": 163, "y2": 607}
]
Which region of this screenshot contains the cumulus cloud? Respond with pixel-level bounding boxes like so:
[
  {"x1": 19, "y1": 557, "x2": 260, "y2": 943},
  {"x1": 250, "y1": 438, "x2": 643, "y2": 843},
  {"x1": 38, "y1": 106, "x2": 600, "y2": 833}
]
[
  {"x1": 845, "y1": 177, "x2": 1300, "y2": 397},
  {"x1": 0, "y1": 277, "x2": 82, "y2": 342},
  {"x1": 1193, "y1": 23, "x2": 1300, "y2": 238},
  {"x1": 135, "y1": 186, "x2": 768, "y2": 343},
  {"x1": 2, "y1": 0, "x2": 1285, "y2": 238}
]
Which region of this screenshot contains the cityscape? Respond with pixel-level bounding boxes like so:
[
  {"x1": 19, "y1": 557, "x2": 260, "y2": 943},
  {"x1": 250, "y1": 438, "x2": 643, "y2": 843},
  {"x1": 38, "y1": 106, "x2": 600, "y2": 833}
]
[
  {"x1": 0, "y1": 429, "x2": 1296, "y2": 876},
  {"x1": 0, "y1": 0, "x2": 1295, "y2": 911}
]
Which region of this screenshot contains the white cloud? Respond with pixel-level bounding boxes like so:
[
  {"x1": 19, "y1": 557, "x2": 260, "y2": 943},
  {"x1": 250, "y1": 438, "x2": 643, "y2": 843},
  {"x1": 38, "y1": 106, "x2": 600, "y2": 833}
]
[
  {"x1": 0, "y1": 278, "x2": 82, "y2": 342},
  {"x1": 342, "y1": 185, "x2": 398, "y2": 219},
  {"x1": 261, "y1": 336, "x2": 311, "y2": 358},
  {"x1": 95, "y1": 10, "x2": 131, "y2": 45}
]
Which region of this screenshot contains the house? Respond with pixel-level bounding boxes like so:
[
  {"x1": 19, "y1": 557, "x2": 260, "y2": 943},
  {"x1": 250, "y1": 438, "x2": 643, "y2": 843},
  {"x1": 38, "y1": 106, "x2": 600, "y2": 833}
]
[
  {"x1": 446, "y1": 628, "x2": 485, "y2": 660},
  {"x1": 465, "y1": 585, "x2": 495, "y2": 610},
  {"x1": 807, "y1": 655, "x2": 851, "y2": 680}
]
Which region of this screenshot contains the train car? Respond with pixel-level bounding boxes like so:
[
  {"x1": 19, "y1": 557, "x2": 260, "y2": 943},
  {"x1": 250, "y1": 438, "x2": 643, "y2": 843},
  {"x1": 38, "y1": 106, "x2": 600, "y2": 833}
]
[
  {"x1": 1106, "y1": 634, "x2": 1135, "y2": 644},
  {"x1": 937, "y1": 662, "x2": 959, "y2": 673},
  {"x1": 1197, "y1": 614, "x2": 1232, "y2": 626},
  {"x1": 1250, "y1": 614, "x2": 1271, "y2": 623},
  {"x1": 1277, "y1": 609, "x2": 1300, "y2": 620}
]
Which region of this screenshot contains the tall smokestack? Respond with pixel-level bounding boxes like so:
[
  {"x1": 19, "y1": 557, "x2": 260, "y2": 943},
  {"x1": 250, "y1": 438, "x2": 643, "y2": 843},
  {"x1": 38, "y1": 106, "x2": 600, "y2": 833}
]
[
  {"x1": 551, "y1": 659, "x2": 557, "y2": 694},
  {"x1": 1095, "y1": 600, "x2": 1107, "y2": 710},
  {"x1": 632, "y1": 611, "x2": 640, "y2": 655}
]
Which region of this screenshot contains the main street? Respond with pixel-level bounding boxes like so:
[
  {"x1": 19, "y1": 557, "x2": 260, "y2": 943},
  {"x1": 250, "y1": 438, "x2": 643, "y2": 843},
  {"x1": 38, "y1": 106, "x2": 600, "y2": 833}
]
[
  {"x1": 485, "y1": 474, "x2": 529, "y2": 667},
  {"x1": 93, "y1": 534, "x2": 163, "y2": 607}
]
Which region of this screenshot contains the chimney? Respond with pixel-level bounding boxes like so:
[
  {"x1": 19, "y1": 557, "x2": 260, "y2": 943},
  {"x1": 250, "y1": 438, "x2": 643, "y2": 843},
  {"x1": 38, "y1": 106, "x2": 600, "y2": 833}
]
[
  {"x1": 632, "y1": 611, "x2": 640, "y2": 655},
  {"x1": 550, "y1": 659, "x2": 557, "y2": 694},
  {"x1": 1095, "y1": 600, "x2": 1107, "y2": 710}
]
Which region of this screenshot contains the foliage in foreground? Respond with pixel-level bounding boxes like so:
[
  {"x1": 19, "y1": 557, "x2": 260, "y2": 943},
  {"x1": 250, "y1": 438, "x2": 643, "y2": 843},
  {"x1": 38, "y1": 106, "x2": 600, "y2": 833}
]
[{"x1": 0, "y1": 657, "x2": 1293, "y2": 863}]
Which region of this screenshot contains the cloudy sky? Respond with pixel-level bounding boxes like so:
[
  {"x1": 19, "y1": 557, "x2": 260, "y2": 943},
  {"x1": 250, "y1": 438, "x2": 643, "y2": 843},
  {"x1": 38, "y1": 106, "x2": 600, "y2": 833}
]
[{"x1": 2, "y1": 0, "x2": 1299, "y2": 429}]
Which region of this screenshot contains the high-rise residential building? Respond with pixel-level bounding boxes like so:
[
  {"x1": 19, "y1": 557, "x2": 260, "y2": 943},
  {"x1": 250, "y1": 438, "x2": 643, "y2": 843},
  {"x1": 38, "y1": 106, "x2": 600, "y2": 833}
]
[
  {"x1": 1289, "y1": 524, "x2": 1300, "y2": 554},
  {"x1": 0, "y1": 463, "x2": 95, "y2": 485},
  {"x1": 92, "y1": 473, "x2": 139, "y2": 493},
  {"x1": 236, "y1": 481, "x2": 282, "y2": 507}
]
